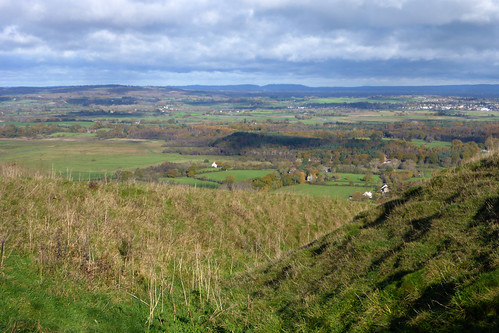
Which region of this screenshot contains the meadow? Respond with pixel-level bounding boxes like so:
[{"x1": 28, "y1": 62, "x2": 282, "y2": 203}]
[
  {"x1": 1, "y1": 86, "x2": 498, "y2": 331},
  {"x1": 0, "y1": 138, "x2": 239, "y2": 179},
  {"x1": 161, "y1": 176, "x2": 220, "y2": 188},
  {"x1": 276, "y1": 183, "x2": 377, "y2": 199},
  {"x1": 198, "y1": 169, "x2": 276, "y2": 182},
  {"x1": 325, "y1": 172, "x2": 381, "y2": 185}
]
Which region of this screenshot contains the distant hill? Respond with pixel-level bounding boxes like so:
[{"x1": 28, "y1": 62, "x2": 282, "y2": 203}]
[
  {"x1": 1, "y1": 84, "x2": 498, "y2": 97},
  {"x1": 224, "y1": 153, "x2": 499, "y2": 331},
  {"x1": 176, "y1": 84, "x2": 499, "y2": 97}
]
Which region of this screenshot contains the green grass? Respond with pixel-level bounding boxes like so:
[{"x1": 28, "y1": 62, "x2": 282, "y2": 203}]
[
  {"x1": 1, "y1": 155, "x2": 497, "y2": 331},
  {"x1": 0, "y1": 138, "x2": 239, "y2": 178},
  {"x1": 0, "y1": 254, "x2": 145, "y2": 331},
  {"x1": 161, "y1": 176, "x2": 220, "y2": 188},
  {"x1": 199, "y1": 169, "x2": 276, "y2": 182},
  {"x1": 326, "y1": 173, "x2": 381, "y2": 185},
  {"x1": 225, "y1": 153, "x2": 499, "y2": 331},
  {"x1": 275, "y1": 183, "x2": 376, "y2": 199},
  {"x1": 0, "y1": 163, "x2": 369, "y2": 331},
  {"x1": 0, "y1": 138, "x2": 168, "y2": 175},
  {"x1": 411, "y1": 139, "x2": 452, "y2": 148}
]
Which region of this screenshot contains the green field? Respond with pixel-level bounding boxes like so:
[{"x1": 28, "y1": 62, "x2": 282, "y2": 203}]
[
  {"x1": 198, "y1": 169, "x2": 276, "y2": 182},
  {"x1": 0, "y1": 138, "x2": 238, "y2": 178},
  {"x1": 161, "y1": 176, "x2": 220, "y2": 188},
  {"x1": 410, "y1": 139, "x2": 452, "y2": 148},
  {"x1": 275, "y1": 183, "x2": 376, "y2": 199},
  {"x1": 307, "y1": 97, "x2": 405, "y2": 104},
  {"x1": 48, "y1": 132, "x2": 97, "y2": 138},
  {"x1": 326, "y1": 173, "x2": 381, "y2": 185}
]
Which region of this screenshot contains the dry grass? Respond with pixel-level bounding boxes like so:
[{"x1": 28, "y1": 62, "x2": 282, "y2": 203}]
[{"x1": 0, "y1": 162, "x2": 368, "y2": 329}]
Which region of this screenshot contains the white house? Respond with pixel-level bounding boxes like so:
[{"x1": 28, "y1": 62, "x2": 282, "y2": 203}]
[
  {"x1": 363, "y1": 191, "x2": 373, "y2": 199},
  {"x1": 211, "y1": 162, "x2": 218, "y2": 168},
  {"x1": 381, "y1": 184, "x2": 389, "y2": 193}
]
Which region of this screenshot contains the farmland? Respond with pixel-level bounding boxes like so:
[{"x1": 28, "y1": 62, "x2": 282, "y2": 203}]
[
  {"x1": 1, "y1": 85, "x2": 499, "y2": 198},
  {"x1": 0, "y1": 85, "x2": 498, "y2": 331},
  {"x1": 276, "y1": 183, "x2": 376, "y2": 199}
]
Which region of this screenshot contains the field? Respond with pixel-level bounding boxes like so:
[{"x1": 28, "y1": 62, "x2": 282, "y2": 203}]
[
  {"x1": 161, "y1": 176, "x2": 220, "y2": 188},
  {"x1": 0, "y1": 85, "x2": 498, "y2": 331},
  {"x1": 276, "y1": 183, "x2": 376, "y2": 199},
  {"x1": 0, "y1": 163, "x2": 370, "y2": 331},
  {"x1": 411, "y1": 139, "x2": 452, "y2": 148},
  {"x1": 198, "y1": 169, "x2": 276, "y2": 182},
  {"x1": 0, "y1": 138, "x2": 386, "y2": 197},
  {"x1": 0, "y1": 138, "x2": 240, "y2": 179},
  {"x1": 308, "y1": 97, "x2": 407, "y2": 104},
  {"x1": 325, "y1": 172, "x2": 381, "y2": 185}
]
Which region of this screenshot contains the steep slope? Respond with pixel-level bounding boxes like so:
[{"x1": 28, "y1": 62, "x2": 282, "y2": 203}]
[{"x1": 224, "y1": 155, "x2": 499, "y2": 332}]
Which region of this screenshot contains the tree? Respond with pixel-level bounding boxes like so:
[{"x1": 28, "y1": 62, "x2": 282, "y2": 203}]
[
  {"x1": 361, "y1": 173, "x2": 373, "y2": 182},
  {"x1": 186, "y1": 165, "x2": 197, "y2": 177},
  {"x1": 166, "y1": 169, "x2": 178, "y2": 178},
  {"x1": 220, "y1": 162, "x2": 231, "y2": 171},
  {"x1": 485, "y1": 136, "x2": 499, "y2": 152},
  {"x1": 225, "y1": 175, "x2": 236, "y2": 185}
]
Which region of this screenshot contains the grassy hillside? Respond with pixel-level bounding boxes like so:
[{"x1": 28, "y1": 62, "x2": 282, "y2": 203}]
[
  {"x1": 1, "y1": 154, "x2": 497, "y2": 331},
  {"x1": 223, "y1": 154, "x2": 499, "y2": 332},
  {"x1": 0, "y1": 163, "x2": 368, "y2": 331}
]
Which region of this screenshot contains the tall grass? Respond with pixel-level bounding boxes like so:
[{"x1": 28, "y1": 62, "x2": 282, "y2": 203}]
[{"x1": 0, "y1": 162, "x2": 368, "y2": 330}]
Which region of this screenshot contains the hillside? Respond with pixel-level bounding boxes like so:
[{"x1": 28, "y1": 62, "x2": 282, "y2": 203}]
[
  {"x1": 0, "y1": 163, "x2": 367, "y2": 331},
  {"x1": 223, "y1": 154, "x2": 499, "y2": 332},
  {"x1": 0, "y1": 155, "x2": 497, "y2": 331}
]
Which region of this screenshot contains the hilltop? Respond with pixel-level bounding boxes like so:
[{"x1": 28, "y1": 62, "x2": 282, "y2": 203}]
[{"x1": 0, "y1": 154, "x2": 498, "y2": 331}]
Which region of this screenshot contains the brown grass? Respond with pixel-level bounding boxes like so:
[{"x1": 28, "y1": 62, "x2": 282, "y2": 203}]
[{"x1": 0, "y1": 162, "x2": 369, "y2": 324}]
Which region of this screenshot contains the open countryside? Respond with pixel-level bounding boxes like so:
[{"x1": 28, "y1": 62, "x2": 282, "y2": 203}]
[{"x1": 0, "y1": 84, "x2": 498, "y2": 332}]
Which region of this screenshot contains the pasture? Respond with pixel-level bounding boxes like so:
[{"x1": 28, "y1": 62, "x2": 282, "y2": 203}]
[
  {"x1": 198, "y1": 169, "x2": 276, "y2": 182},
  {"x1": 161, "y1": 176, "x2": 220, "y2": 188},
  {"x1": 326, "y1": 173, "x2": 381, "y2": 185},
  {"x1": 275, "y1": 183, "x2": 376, "y2": 199},
  {"x1": 0, "y1": 138, "x2": 238, "y2": 179}
]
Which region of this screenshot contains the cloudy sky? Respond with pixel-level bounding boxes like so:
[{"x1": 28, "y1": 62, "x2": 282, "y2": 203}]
[{"x1": 1, "y1": 0, "x2": 499, "y2": 87}]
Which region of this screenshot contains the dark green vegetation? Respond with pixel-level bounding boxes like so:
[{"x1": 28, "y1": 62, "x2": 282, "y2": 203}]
[
  {"x1": 212, "y1": 132, "x2": 322, "y2": 153},
  {"x1": 1, "y1": 154, "x2": 498, "y2": 331}
]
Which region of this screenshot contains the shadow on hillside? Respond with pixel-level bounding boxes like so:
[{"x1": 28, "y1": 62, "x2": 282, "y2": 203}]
[
  {"x1": 402, "y1": 212, "x2": 440, "y2": 242},
  {"x1": 361, "y1": 198, "x2": 410, "y2": 229},
  {"x1": 389, "y1": 281, "x2": 457, "y2": 331},
  {"x1": 472, "y1": 196, "x2": 499, "y2": 225}
]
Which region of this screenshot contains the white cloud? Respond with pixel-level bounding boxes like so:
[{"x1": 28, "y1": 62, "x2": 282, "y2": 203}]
[
  {"x1": 0, "y1": 26, "x2": 40, "y2": 46},
  {"x1": 0, "y1": 0, "x2": 498, "y2": 85}
]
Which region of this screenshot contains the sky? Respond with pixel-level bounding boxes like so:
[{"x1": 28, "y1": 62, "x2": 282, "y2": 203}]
[{"x1": 1, "y1": 0, "x2": 499, "y2": 87}]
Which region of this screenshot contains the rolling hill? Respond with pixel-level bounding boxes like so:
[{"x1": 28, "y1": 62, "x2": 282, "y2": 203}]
[
  {"x1": 0, "y1": 154, "x2": 497, "y2": 331},
  {"x1": 223, "y1": 154, "x2": 499, "y2": 332}
]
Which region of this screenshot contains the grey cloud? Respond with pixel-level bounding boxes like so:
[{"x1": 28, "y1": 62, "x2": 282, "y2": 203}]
[{"x1": 0, "y1": 0, "x2": 498, "y2": 86}]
